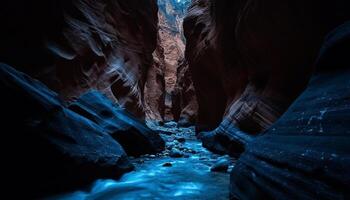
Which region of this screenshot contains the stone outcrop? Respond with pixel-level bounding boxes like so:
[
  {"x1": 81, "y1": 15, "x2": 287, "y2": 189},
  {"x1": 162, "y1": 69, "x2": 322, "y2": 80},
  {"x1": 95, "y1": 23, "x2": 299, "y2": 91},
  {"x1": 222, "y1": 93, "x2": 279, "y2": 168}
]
[
  {"x1": 230, "y1": 21, "x2": 350, "y2": 199},
  {"x1": 69, "y1": 91, "x2": 165, "y2": 157},
  {"x1": 0, "y1": 0, "x2": 159, "y2": 118},
  {"x1": 0, "y1": 63, "x2": 134, "y2": 198}
]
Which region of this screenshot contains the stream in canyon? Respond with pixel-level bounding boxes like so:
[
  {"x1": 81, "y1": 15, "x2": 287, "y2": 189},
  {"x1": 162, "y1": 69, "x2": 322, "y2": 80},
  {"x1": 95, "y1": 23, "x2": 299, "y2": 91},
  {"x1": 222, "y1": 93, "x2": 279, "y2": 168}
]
[{"x1": 48, "y1": 123, "x2": 234, "y2": 200}]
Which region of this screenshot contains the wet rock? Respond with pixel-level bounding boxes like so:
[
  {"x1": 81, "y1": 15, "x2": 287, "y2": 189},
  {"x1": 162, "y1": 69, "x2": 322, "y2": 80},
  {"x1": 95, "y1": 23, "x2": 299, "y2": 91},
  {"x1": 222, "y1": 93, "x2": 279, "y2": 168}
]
[
  {"x1": 162, "y1": 162, "x2": 173, "y2": 167},
  {"x1": 69, "y1": 91, "x2": 165, "y2": 157},
  {"x1": 198, "y1": 126, "x2": 251, "y2": 158},
  {"x1": 0, "y1": 64, "x2": 134, "y2": 198},
  {"x1": 176, "y1": 137, "x2": 186, "y2": 143},
  {"x1": 169, "y1": 149, "x2": 184, "y2": 158},
  {"x1": 164, "y1": 121, "x2": 178, "y2": 128},
  {"x1": 210, "y1": 159, "x2": 230, "y2": 172}
]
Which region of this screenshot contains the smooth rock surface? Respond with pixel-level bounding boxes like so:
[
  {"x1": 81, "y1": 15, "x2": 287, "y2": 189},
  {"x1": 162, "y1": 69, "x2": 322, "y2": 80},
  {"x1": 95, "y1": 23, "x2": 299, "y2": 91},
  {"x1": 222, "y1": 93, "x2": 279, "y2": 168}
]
[
  {"x1": 69, "y1": 91, "x2": 165, "y2": 157},
  {"x1": 0, "y1": 63, "x2": 134, "y2": 198},
  {"x1": 0, "y1": 0, "x2": 159, "y2": 118},
  {"x1": 230, "y1": 21, "x2": 350, "y2": 200}
]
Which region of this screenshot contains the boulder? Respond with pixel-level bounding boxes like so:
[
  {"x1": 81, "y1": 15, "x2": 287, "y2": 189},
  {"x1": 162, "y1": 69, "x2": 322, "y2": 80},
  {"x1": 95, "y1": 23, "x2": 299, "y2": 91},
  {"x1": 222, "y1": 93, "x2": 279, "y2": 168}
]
[
  {"x1": 0, "y1": 63, "x2": 134, "y2": 198},
  {"x1": 199, "y1": 125, "x2": 252, "y2": 158},
  {"x1": 210, "y1": 159, "x2": 231, "y2": 172},
  {"x1": 69, "y1": 91, "x2": 165, "y2": 157},
  {"x1": 169, "y1": 149, "x2": 184, "y2": 158}
]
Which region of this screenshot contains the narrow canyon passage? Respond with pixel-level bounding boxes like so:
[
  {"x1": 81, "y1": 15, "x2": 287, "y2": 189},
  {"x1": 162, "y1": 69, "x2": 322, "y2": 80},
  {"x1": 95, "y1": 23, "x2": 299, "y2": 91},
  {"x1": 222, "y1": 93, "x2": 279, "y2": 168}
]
[
  {"x1": 47, "y1": 1, "x2": 232, "y2": 199},
  {"x1": 49, "y1": 123, "x2": 233, "y2": 200},
  {"x1": 0, "y1": 0, "x2": 350, "y2": 200}
]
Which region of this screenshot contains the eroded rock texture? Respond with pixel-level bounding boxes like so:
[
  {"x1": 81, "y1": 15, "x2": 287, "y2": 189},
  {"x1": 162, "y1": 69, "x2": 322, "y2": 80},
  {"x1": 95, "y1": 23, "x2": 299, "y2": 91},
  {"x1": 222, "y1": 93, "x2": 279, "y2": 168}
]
[
  {"x1": 184, "y1": 0, "x2": 350, "y2": 136},
  {"x1": 69, "y1": 91, "x2": 165, "y2": 157},
  {"x1": 0, "y1": 0, "x2": 159, "y2": 118},
  {"x1": 183, "y1": 0, "x2": 350, "y2": 199},
  {"x1": 230, "y1": 21, "x2": 350, "y2": 199},
  {"x1": 153, "y1": 0, "x2": 195, "y2": 122},
  {"x1": 144, "y1": 40, "x2": 166, "y2": 123},
  {"x1": 172, "y1": 59, "x2": 198, "y2": 127},
  {"x1": 0, "y1": 63, "x2": 134, "y2": 198}
]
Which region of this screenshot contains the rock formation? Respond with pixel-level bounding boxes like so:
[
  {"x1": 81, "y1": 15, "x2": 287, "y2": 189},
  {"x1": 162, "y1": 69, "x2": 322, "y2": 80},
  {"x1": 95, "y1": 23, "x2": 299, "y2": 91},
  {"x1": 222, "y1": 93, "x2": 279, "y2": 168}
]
[
  {"x1": 0, "y1": 0, "x2": 159, "y2": 118},
  {"x1": 144, "y1": 41, "x2": 166, "y2": 123},
  {"x1": 230, "y1": 21, "x2": 350, "y2": 199},
  {"x1": 184, "y1": 0, "x2": 350, "y2": 136},
  {"x1": 69, "y1": 91, "x2": 165, "y2": 157},
  {"x1": 172, "y1": 59, "x2": 198, "y2": 126},
  {"x1": 145, "y1": 0, "x2": 197, "y2": 124},
  {"x1": 0, "y1": 63, "x2": 134, "y2": 198},
  {"x1": 184, "y1": 0, "x2": 350, "y2": 199}
]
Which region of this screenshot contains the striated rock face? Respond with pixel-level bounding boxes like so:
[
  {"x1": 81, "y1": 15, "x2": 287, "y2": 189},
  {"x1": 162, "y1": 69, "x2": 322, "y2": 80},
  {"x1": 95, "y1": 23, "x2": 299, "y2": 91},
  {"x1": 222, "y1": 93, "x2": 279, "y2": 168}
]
[
  {"x1": 230, "y1": 22, "x2": 350, "y2": 199},
  {"x1": 183, "y1": 0, "x2": 350, "y2": 199},
  {"x1": 148, "y1": 0, "x2": 195, "y2": 122},
  {"x1": 172, "y1": 58, "x2": 198, "y2": 126},
  {"x1": 0, "y1": 63, "x2": 134, "y2": 198},
  {"x1": 0, "y1": 0, "x2": 159, "y2": 118},
  {"x1": 144, "y1": 40, "x2": 166, "y2": 123},
  {"x1": 184, "y1": 0, "x2": 350, "y2": 134}
]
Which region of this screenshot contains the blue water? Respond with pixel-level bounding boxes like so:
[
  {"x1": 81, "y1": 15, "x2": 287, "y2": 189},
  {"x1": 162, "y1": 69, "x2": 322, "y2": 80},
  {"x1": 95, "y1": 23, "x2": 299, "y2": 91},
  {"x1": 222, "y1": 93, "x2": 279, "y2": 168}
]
[{"x1": 47, "y1": 125, "x2": 233, "y2": 200}]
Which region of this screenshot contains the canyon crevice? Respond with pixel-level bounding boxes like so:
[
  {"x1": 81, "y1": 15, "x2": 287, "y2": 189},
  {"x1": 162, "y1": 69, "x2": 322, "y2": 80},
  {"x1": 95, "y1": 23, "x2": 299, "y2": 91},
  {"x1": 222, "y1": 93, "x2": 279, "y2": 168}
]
[{"x1": 0, "y1": 0, "x2": 350, "y2": 199}]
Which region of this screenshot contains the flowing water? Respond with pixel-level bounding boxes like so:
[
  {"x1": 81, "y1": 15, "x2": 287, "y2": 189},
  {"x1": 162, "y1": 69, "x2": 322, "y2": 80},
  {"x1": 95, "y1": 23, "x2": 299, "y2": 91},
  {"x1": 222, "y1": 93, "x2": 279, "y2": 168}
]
[{"x1": 48, "y1": 123, "x2": 233, "y2": 200}]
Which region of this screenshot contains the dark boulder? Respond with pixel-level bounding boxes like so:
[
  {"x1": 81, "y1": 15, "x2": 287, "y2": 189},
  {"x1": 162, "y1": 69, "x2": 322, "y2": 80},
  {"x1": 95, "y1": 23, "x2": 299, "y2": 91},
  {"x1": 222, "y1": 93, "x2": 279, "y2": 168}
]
[
  {"x1": 169, "y1": 149, "x2": 184, "y2": 158},
  {"x1": 69, "y1": 91, "x2": 165, "y2": 157},
  {"x1": 0, "y1": 63, "x2": 134, "y2": 198},
  {"x1": 210, "y1": 159, "x2": 231, "y2": 173},
  {"x1": 230, "y1": 22, "x2": 350, "y2": 200},
  {"x1": 198, "y1": 125, "x2": 252, "y2": 158}
]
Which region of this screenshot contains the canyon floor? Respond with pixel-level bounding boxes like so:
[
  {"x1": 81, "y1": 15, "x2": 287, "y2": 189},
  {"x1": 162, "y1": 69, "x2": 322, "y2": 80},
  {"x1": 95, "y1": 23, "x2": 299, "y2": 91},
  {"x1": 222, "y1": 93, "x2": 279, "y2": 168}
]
[{"x1": 47, "y1": 122, "x2": 234, "y2": 200}]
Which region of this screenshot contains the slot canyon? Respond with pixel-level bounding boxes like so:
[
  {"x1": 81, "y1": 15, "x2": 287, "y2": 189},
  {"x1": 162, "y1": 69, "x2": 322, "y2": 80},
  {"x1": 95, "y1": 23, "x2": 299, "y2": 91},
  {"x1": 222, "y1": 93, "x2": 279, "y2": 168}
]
[{"x1": 0, "y1": 0, "x2": 349, "y2": 199}]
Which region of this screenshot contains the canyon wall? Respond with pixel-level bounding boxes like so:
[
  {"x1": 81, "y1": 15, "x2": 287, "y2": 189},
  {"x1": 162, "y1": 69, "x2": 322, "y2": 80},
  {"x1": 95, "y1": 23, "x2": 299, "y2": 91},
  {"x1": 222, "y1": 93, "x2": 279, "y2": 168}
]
[
  {"x1": 144, "y1": 0, "x2": 198, "y2": 124},
  {"x1": 184, "y1": 0, "x2": 350, "y2": 198},
  {"x1": 184, "y1": 0, "x2": 349, "y2": 133},
  {"x1": 0, "y1": 0, "x2": 159, "y2": 118}
]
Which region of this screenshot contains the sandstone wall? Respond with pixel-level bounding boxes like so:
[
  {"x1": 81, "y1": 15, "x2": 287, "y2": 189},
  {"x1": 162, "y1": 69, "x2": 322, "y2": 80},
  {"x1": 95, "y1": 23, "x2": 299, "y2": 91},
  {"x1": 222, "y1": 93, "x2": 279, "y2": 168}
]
[{"x1": 0, "y1": 0, "x2": 159, "y2": 118}]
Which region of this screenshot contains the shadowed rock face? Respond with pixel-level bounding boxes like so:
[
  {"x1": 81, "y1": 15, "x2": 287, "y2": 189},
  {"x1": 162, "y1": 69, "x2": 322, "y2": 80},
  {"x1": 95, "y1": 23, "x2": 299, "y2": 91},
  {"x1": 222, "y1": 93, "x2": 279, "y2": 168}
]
[
  {"x1": 0, "y1": 0, "x2": 158, "y2": 118},
  {"x1": 172, "y1": 59, "x2": 198, "y2": 126},
  {"x1": 230, "y1": 22, "x2": 350, "y2": 199},
  {"x1": 69, "y1": 91, "x2": 165, "y2": 157},
  {"x1": 184, "y1": 0, "x2": 350, "y2": 134},
  {"x1": 0, "y1": 63, "x2": 134, "y2": 198},
  {"x1": 144, "y1": 40, "x2": 166, "y2": 123},
  {"x1": 183, "y1": 0, "x2": 350, "y2": 199}
]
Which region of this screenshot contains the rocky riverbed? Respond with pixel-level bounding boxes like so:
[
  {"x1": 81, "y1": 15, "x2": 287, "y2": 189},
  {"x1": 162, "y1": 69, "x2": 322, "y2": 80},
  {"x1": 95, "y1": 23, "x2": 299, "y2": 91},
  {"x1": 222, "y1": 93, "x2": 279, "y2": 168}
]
[{"x1": 48, "y1": 122, "x2": 235, "y2": 200}]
